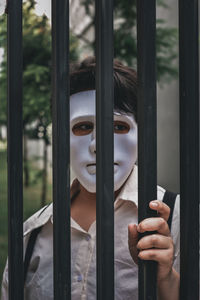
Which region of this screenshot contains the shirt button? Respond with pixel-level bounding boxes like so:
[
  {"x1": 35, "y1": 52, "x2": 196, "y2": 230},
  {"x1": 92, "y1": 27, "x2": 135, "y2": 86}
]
[
  {"x1": 77, "y1": 274, "x2": 82, "y2": 282},
  {"x1": 86, "y1": 235, "x2": 91, "y2": 241}
]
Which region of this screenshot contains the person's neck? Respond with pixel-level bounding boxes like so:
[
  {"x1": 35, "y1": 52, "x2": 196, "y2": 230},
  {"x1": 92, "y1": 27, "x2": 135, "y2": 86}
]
[
  {"x1": 71, "y1": 182, "x2": 124, "y2": 232},
  {"x1": 78, "y1": 183, "x2": 122, "y2": 204},
  {"x1": 79, "y1": 184, "x2": 96, "y2": 206}
]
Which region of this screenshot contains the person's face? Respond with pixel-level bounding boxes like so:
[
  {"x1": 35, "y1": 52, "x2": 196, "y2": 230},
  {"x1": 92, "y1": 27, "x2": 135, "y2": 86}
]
[{"x1": 70, "y1": 90, "x2": 138, "y2": 193}]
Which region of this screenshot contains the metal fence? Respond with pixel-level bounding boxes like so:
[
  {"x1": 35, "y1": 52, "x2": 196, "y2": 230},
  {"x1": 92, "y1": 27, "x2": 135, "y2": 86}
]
[{"x1": 6, "y1": 0, "x2": 199, "y2": 299}]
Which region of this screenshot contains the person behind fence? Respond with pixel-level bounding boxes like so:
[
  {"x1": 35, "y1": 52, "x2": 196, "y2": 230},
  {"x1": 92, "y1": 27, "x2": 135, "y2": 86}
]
[{"x1": 1, "y1": 56, "x2": 180, "y2": 300}]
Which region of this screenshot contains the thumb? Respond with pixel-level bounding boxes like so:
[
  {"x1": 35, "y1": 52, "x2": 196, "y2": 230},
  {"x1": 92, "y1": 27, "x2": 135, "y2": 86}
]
[{"x1": 128, "y1": 224, "x2": 139, "y2": 265}]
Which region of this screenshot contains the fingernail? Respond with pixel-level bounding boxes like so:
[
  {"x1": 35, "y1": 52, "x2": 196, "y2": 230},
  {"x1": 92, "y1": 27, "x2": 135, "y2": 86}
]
[{"x1": 151, "y1": 202, "x2": 158, "y2": 208}]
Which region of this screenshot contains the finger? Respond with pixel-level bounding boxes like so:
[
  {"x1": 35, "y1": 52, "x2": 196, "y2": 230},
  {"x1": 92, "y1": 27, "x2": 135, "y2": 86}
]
[
  {"x1": 137, "y1": 234, "x2": 173, "y2": 250},
  {"x1": 137, "y1": 217, "x2": 170, "y2": 236},
  {"x1": 128, "y1": 224, "x2": 139, "y2": 264},
  {"x1": 149, "y1": 200, "x2": 170, "y2": 222},
  {"x1": 138, "y1": 248, "x2": 174, "y2": 265}
]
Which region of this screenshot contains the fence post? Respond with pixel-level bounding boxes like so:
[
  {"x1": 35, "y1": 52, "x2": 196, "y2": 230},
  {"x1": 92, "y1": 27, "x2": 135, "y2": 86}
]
[
  {"x1": 7, "y1": 0, "x2": 23, "y2": 299},
  {"x1": 52, "y1": 0, "x2": 71, "y2": 299},
  {"x1": 179, "y1": 0, "x2": 199, "y2": 299},
  {"x1": 137, "y1": 0, "x2": 157, "y2": 299},
  {"x1": 95, "y1": 0, "x2": 114, "y2": 299}
]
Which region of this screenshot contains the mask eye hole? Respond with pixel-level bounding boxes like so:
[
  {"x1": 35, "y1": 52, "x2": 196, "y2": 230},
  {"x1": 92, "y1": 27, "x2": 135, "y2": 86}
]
[
  {"x1": 72, "y1": 121, "x2": 94, "y2": 136},
  {"x1": 114, "y1": 121, "x2": 130, "y2": 134}
]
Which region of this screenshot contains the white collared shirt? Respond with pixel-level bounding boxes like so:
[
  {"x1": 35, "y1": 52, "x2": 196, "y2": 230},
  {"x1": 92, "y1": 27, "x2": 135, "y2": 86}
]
[{"x1": 1, "y1": 166, "x2": 180, "y2": 300}]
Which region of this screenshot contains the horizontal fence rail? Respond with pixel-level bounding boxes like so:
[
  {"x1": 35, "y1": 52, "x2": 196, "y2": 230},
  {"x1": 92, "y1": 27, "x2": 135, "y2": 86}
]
[
  {"x1": 52, "y1": 0, "x2": 71, "y2": 299},
  {"x1": 7, "y1": 0, "x2": 24, "y2": 299},
  {"x1": 179, "y1": 0, "x2": 199, "y2": 299},
  {"x1": 137, "y1": 0, "x2": 158, "y2": 299},
  {"x1": 95, "y1": 0, "x2": 114, "y2": 299}
]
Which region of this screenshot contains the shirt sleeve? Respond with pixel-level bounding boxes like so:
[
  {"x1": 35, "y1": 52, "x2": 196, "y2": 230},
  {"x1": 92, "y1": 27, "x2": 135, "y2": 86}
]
[
  {"x1": 170, "y1": 194, "x2": 180, "y2": 273},
  {"x1": 1, "y1": 260, "x2": 8, "y2": 300},
  {"x1": 1, "y1": 230, "x2": 32, "y2": 300}
]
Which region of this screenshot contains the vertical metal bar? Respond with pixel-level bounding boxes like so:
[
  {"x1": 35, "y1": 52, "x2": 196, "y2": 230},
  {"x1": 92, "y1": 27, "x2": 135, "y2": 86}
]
[
  {"x1": 137, "y1": 0, "x2": 157, "y2": 299},
  {"x1": 7, "y1": 0, "x2": 23, "y2": 299},
  {"x1": 179, "y1": 0, "x2": 199, "y2": 299},
  {"x1": 95, "y1": 0, "x2": 114, "y2": 299},
  {"x1": 52, "y1": 0, "x2": 71, "y2": 299}
]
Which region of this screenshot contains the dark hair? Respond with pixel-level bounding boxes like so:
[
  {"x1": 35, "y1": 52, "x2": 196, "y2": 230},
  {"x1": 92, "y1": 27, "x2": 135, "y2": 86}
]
[{"x1": 70, "y1": 56, "x2": 137, "y2": 121}]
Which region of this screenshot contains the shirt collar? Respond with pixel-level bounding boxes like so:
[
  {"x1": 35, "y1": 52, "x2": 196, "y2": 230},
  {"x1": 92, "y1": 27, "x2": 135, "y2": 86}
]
[
  {"x1": 114, "y1": 165, "x2": 138, "y2": 206},
  {"x1": 25, "y1": 166, "x2": 138, "y2": 231}
]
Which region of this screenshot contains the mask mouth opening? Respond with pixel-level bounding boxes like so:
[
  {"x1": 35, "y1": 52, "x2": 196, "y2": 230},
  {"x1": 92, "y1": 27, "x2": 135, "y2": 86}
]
[
  {"x1": 86, "y1": 162, "x2": 119, "y2": 167},
  {"x1": 87, "y1": 163, "x2": 96, "y2": 167}
]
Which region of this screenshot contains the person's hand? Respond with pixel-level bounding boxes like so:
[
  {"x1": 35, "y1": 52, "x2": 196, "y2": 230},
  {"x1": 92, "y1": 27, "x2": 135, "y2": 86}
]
[{"x1": 128, "y1": 200, "x2": 174, "y2": 282}]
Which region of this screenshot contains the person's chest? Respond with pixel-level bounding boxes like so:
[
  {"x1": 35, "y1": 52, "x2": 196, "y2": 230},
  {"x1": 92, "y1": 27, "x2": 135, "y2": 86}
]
[
  {"x1": 71, "y1": 201, "x2": 96, "y2": 232},
  {"x1": 25, "y1": 200, "x2": 139, "y2": 300}
]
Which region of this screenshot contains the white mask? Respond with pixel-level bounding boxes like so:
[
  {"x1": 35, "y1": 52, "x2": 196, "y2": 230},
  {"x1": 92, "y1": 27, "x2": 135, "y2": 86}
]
[{"x1": 70, "y1": 90, "x2": 138, "y2": 193}]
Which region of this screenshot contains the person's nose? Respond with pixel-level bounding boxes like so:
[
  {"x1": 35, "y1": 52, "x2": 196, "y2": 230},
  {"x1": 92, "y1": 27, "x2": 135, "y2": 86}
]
[{"x1": 89, "y1": 129, "x2": 96, "y2": 154}]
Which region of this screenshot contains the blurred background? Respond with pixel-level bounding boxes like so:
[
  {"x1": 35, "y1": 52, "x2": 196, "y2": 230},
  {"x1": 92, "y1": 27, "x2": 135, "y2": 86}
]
[{"x1": 0, "y1": 0, "x2": 179, "y2": 282}]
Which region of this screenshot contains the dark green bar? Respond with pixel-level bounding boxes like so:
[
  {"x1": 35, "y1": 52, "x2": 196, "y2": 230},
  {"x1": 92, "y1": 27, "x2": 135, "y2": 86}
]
[
  {"x1": 137, "y1": 0, "x2": 157, "y2": 299},
  {"x1": 52, "y1": 0, "x2": 71, "y2": 299},
  {"x1": 179, "y1": 0, "x2": 199, "y2": 299},
  {"x1": 7, "y1": 0, "x2": 23, "y2": 299},
  {"x1": 95, "y1": 0, "x2": 114, "y2": 299}
]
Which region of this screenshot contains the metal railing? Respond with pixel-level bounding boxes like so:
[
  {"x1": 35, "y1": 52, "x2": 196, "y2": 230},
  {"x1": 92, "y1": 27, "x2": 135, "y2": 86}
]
[
  {"x1": 137, "y1": 1, "x2": 157, "y2": 299},
  {"x1": 7, "y1": 1, "x2": 23, "y2": 299},
  {"x1": 52, "y1": 1, "x2": 71, "y2": 299},
  {"x1": 179, "y1": 0, "x2": 199, "y2": 298},
  {"x1": 6, "y1": 0, "x2": 199, "y2": 299}
]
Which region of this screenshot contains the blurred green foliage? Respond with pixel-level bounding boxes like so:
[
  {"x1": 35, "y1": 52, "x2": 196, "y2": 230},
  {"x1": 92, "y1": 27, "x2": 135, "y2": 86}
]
[
  {"x1": 80, "y1": 0, "x2": 178, "y2": 82},
  {"x1": 0, "y1": 0, "x2": 79, "y2": 128}
]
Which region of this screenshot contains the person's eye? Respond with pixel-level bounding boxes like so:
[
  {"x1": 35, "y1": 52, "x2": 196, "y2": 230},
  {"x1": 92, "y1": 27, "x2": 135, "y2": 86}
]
[
  {"x1": 72, "y1": 122, "x2": 94, "y2": 136},
  {"x1": 114, "y1": 121, "x2": 130, "y2": 134}
]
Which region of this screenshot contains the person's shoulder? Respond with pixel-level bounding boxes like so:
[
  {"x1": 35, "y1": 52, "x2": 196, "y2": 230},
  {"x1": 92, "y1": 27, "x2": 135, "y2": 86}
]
[
  {"x1": 157, "y1": 185, "x2": 180, "y2": 220},
  {"x1": 157, "y1": 185, "x2": 179, "y2": 201},
  {"x1": 23, "y1": 203, "x2": 53, "y2": 237}
]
